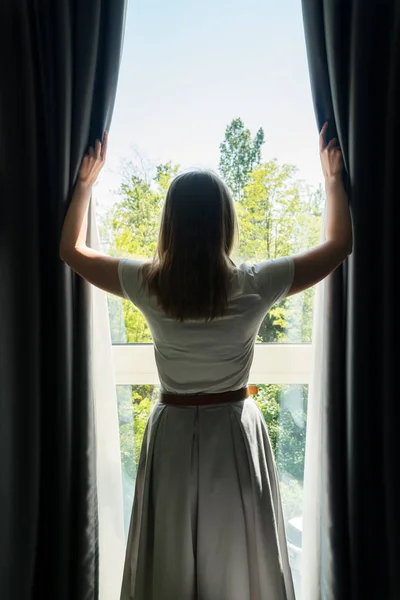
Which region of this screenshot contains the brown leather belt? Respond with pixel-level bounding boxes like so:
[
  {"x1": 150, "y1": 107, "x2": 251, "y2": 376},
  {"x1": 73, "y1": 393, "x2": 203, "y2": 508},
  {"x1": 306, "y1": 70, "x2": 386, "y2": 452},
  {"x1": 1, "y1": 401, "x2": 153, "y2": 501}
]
[{"x1": 160, "y1": 385, "x2": 259, "y2": 406}]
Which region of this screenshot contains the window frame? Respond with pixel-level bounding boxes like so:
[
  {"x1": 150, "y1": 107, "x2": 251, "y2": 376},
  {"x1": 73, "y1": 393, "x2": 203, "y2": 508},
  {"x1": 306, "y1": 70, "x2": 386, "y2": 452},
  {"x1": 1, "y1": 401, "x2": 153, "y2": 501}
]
[{"x1": 112, "y1": 343, "x2": 312, "y2": 385}]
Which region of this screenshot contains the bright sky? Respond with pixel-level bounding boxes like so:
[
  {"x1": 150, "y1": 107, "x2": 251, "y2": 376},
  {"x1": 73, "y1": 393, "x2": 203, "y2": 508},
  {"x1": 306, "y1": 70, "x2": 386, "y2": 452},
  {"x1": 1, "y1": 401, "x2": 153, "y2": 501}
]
[{"x1": 95, "y1": 0, "x2": 324, "y2": 209}]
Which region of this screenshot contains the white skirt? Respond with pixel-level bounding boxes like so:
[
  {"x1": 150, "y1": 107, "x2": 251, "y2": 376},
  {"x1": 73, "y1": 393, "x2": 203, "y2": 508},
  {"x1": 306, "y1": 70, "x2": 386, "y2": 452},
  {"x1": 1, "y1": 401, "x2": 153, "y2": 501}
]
[{"x1": 120, "y1": 397, "x2": 296, "y2": 600}]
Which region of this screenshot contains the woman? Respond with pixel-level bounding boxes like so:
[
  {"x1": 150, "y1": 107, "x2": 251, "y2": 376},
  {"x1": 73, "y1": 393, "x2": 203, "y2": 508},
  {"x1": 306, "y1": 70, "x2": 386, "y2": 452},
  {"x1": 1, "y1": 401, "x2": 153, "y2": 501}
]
[{"x1": 60, "y1": 123, "x2": 352, "y2": 600}]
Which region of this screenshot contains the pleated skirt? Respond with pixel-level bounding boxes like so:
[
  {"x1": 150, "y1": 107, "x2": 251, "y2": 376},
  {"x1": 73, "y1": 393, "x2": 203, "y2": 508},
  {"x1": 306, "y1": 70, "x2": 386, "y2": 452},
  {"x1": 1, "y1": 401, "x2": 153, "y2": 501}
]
[{"x1": 120, "y1": 397, "x2": 295, "y2": 600}]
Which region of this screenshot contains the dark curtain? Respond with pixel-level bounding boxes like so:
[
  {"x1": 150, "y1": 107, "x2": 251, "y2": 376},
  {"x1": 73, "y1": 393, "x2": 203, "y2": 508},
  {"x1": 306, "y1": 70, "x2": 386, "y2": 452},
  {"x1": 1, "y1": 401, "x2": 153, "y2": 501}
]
[
  {"x1": 0, "y1": 1, "x2": 126, "y2": 598},
  {"x1": 301, "y1": 1, "x2": 399, "y2": 599}
]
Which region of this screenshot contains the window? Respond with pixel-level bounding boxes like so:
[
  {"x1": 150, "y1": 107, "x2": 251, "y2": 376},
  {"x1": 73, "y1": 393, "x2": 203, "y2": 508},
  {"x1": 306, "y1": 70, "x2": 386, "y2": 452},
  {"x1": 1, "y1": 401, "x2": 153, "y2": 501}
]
[{"x1": 95, "y1": 1, "x2": 323, "y2": 598}]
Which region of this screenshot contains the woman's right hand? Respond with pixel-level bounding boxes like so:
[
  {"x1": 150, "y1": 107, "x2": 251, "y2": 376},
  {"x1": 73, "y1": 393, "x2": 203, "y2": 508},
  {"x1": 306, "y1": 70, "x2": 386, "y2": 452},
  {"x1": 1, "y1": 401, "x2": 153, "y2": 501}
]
[
  {"x1": 319, "y1": 122, "x2": 344, "y2": 181},
  {"x1": 78, "y1": 131, "x2": 108, "y2": 187},
  {"x1": 286, "y1": 122, "x2": 352, "y2": 298}
]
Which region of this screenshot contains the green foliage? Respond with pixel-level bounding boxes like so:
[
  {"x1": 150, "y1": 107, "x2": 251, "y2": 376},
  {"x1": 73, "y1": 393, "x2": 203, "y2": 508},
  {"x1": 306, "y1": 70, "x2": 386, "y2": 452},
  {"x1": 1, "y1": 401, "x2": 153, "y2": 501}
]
[
  {"x1": 105, "y1": 161, "x2": 178, "y2": 344},
  {"x1": 234, "y1": 161, "x2": 323, "y2": 343},
  {"x1": 254, "y1": 384, "x2": 307, "y2": 516},
  {"x1": 219, "y1": 118, "x2": 265, "y2": 200},
  {"x1": 254, "y1": 384, "x2": 307, "y2": 482},
  {"x1": 117, "y1": 384, "x2": 156, "y2": 533},
  {"x1": 236, "y1": 161, "x2": 302, "y2": 261},
  {"x1": 108, "y1": 160, "x2": 179, "y2": 260},
  {"x1": 117, "y1": 385, "x2": 155, "y2": 481}
]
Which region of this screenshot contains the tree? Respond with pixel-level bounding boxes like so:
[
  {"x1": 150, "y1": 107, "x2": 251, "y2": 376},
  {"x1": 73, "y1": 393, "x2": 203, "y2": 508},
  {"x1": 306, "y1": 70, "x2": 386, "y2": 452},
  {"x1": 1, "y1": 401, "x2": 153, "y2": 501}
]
[
  {"x1": 236, "y1": 161, "x2": 300, "y2": 343},
  {"x1": 283, "y1": 184, "x2": 324, "y2": 342},
  {"x1": 117, "y1": 384, "x2": 155, "y2": 532},
  {"x1": 219, "y1": 118, "x2": 265, "y2": 200},
  {"x1": 234, "y1": 160, "x2": 323, "y2": 342},
  {"x1": 254, "y1": 384, "x2": 307, "y2": 479},
  {"x1": 254, "y1": 384, "x2": 307, "y2": 519},
  {"x1": 103, "y1": 161, "x2": 179, "y2": 344},
  {"x1": 236, "y1": 161, "x2": 302, "y2": 262}
]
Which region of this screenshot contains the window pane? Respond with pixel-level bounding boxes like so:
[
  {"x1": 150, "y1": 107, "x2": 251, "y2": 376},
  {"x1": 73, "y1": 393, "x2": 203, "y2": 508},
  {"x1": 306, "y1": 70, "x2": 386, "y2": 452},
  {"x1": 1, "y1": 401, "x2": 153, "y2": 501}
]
[
  {"x1": 96, "y1": 0, "x2": 323, "y2": 345},
  {"x1": 117, "y1": 384, "x2": 158, "y2": 530},
  {"x1": 256, "y1": 384, "x2": 306, "y2": 598},
  {"x1": 117, "y1": 384, "x2": 306, "y2": 598}
]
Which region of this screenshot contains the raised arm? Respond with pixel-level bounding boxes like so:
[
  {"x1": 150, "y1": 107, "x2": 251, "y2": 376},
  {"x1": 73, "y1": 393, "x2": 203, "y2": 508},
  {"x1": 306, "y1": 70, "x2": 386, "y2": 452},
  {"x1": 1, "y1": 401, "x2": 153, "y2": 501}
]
[
  {"x1": 287, "y1": 123, "x2": 353, "y2": 296},
  {"x1": 60, "y1": 132, "x2": 124, "y2": 297}
]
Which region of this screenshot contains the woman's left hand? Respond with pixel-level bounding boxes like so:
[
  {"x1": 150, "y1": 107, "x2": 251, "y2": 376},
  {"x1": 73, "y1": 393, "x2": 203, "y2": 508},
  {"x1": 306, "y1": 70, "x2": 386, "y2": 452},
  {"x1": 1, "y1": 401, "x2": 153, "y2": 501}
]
[
  {"x1": 319, "y1": 123, "x2": 343, "y2": 182},
  {"x1": 78, "y1": 131, "x2": 108, "y2": 187}
]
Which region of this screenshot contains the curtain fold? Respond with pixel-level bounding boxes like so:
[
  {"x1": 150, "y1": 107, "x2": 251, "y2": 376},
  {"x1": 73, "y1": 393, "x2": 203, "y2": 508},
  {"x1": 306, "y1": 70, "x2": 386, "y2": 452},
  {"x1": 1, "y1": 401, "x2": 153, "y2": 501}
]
[
  {"x1": 90, "y1": 201, "x2": 126, "y2": 599},
  {"x1": 301, "y1": 1, "x2": 400, "y2": 598},
  {"x1": 0, "y1": 1, "x2": 126, "y2": 598},
  {"x1": 301, "y1": 226, "x2": 325, "y2": 600}
]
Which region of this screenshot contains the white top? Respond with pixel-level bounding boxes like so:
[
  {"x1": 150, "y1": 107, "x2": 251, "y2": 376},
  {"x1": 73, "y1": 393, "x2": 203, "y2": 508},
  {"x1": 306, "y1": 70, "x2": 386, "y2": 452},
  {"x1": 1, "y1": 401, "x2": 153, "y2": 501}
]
[{"x1": 118, "y1": 257, "x2": 295, "y2": 394}]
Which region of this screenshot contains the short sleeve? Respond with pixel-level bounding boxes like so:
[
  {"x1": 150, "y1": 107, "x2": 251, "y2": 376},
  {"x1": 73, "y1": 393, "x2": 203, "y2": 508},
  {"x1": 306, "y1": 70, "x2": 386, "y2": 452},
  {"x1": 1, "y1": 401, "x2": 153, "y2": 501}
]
[
  {"x1": 118, "y1": 258, "x2": 146, "y2": 304},
  {"x1": 250, "y1": 257, "x2": 295, "y2": 305}
]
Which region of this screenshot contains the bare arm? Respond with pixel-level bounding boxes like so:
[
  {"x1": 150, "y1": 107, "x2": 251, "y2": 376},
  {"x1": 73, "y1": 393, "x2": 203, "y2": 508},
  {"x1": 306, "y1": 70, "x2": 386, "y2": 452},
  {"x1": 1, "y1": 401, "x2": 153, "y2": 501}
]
[
  {"x1": 287, "y1": 123, "x2": 352, "y2": 296},
  {"x1": 59, "y1": 133, "x2": 124, "y2": 297}
]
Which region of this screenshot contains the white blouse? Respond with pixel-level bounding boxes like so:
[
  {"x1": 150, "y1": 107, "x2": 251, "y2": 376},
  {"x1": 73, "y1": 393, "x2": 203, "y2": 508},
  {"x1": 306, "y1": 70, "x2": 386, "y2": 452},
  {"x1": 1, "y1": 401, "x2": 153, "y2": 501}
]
[{"x1": 118, "y1": 257, "x2": 295, "y2": 394}]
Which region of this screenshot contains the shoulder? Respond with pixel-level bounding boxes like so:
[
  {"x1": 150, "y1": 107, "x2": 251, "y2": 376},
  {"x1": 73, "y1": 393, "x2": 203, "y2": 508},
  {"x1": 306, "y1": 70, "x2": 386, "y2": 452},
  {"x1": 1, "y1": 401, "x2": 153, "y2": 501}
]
[
  {"x1": 237, "y1": 257, "x2": 293, "y2": 281},
  {"x1": 238, "y1": 257, "x2": 295, "y2": 304},
  {"x1": 118, "y1": 258, "x2": 148, "y2": 303}
]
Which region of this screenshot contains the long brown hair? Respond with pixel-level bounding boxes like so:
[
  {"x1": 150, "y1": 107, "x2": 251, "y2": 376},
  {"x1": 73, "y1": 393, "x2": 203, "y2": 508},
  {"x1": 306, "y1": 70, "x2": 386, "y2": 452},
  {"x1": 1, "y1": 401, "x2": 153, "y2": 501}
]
[{"x1": 141, "y1": 170, "x2": 238, "y2": 321}]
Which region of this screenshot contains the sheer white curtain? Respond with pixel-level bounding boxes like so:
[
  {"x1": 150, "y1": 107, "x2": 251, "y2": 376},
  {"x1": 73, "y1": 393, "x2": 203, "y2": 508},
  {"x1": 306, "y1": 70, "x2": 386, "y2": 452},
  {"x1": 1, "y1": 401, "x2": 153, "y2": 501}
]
[
  {"x1": 301, "y1": 224, "x2": 327, "y2": 600},
  {"x1": 90, "y1": 201, "x2": 126, "y2": 599}
]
